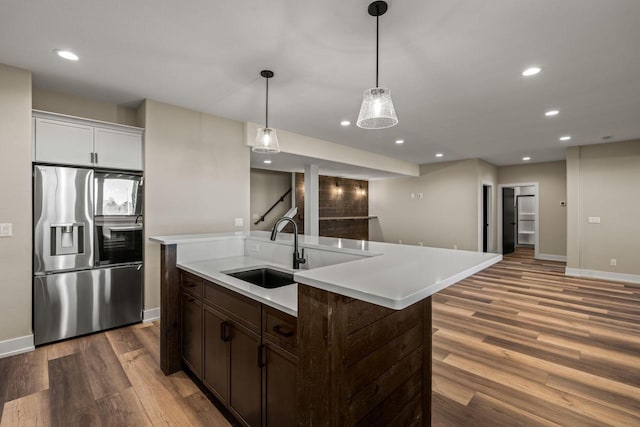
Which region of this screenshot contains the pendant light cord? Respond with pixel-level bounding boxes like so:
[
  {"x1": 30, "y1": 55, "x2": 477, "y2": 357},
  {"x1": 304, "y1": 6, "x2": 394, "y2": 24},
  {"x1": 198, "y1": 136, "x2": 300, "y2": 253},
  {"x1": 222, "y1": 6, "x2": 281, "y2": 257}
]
[
  {"x1": 265, "y1": 77, "x2": 269, "y2": 128},
  {"x1": 376, "y1": 14, "x2": 379, "y2": 88}
]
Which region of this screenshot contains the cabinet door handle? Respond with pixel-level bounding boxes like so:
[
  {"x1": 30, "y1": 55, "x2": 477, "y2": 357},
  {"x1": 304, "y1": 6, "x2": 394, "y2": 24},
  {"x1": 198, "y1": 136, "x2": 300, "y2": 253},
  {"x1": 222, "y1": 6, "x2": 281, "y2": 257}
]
[
  {"x1": 90, "y1": 152, "x2": 95, "y2": 163},
  {"x1": 273, "y1": 325, "x2": 294, "y2": 338},
  {"x1": 220, "y1": 322, "x2": 231, "y2": 342},
  {"x1": 258, "y1": 344, "x2": 266, "y2": 368},
  {"x1": 95, "y1": 152, "x2": 99, "y2": 164}
]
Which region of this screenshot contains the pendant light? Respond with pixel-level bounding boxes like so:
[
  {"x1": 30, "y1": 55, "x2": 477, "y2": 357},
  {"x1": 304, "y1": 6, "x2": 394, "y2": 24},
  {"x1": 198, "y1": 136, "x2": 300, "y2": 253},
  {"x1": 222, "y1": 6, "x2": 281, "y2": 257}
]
[
  {"x1": 253, "y1": 70, "x2": 280, "y2": 153},
  {"x1": 357, "y1": 1, "x2": 398, "y2": 130}
]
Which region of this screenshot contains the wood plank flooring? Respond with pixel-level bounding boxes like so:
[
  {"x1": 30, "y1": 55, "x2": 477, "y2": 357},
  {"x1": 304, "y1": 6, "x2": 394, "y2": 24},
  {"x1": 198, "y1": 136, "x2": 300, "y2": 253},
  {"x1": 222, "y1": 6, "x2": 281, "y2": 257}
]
[
  {"x1": 432, "y1": 247, "x2": 640, "y2": 427},
  {"x1": 1, "y1": 247, "x2": 638, "y2": 426},
  {"x1": 0, "y1": 322, "x2": 231, "y2": 427}
]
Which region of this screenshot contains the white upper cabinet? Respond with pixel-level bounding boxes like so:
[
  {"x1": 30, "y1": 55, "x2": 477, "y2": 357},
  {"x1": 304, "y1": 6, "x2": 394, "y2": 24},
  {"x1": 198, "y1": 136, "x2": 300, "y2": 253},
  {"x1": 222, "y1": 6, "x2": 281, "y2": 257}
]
[
  {"x1": 94, "y1": 128, "x2": 143, "y2": 170},
  {"x1": 33, "y1": 110, "x2": 144, "y2": 171},
  {"x1": 35, "y1": 118, "x2": 95, "y2": 167}
]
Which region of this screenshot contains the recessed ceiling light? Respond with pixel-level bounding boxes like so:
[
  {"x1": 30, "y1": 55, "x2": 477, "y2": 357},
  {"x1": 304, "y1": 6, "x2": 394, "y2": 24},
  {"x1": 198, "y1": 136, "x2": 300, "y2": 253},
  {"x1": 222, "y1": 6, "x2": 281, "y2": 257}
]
[
  {"x1": 263, "y1": 159, "x2": 272, "y2": 164},
  {"x1": 54, "y1": 49, "x2": 79, "y2": 61},
  {"x1": 559, "y1": 136, "x2": 571, "y2": 141},
  {"x1": 545, "y1": 109, "x2": 559, "y2": 117},
  {"x1": 395, "y1": 139, "x2": 404, "y2": 144},
  {"x1": 435, "y1": 153, "x2": 444, "y2": 158},
  {"x1": 522, "y1": 156, "x2": 531, "y2": 161},
  {"x1": 522, "y1": 66, "x2": 542, "y2": 77},
  {"x1": 340, "y1": 120, "x2": 351, "y2": 127}
]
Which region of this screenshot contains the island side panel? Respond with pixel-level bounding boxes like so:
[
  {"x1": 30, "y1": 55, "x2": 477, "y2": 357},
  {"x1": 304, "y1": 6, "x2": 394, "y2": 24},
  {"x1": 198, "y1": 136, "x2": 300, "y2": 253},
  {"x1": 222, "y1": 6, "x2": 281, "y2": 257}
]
[
  {"x1": 298, "y1": 284, "x2": 432, "y2": 426},
  {"x1": 160, "y1": 243, "x2": 182, "y2": 375}
]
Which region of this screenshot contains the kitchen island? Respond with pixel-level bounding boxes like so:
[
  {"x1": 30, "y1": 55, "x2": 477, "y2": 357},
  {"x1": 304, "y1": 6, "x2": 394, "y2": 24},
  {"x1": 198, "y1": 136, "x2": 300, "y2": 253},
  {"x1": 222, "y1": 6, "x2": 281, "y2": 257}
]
[{"x1": 150, "y1": 231, "x2": 501, "y2": 426}]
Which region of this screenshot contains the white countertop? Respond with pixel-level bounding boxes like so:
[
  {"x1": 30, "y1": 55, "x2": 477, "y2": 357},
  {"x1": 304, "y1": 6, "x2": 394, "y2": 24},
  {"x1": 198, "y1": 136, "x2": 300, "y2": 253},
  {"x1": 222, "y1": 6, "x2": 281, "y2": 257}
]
[
  {"x1": 152, "y1": 231, "x2": 501, "y2": 312},
  {"x1": 178, "y1": 256, "x2": 298, "y2": 317}
]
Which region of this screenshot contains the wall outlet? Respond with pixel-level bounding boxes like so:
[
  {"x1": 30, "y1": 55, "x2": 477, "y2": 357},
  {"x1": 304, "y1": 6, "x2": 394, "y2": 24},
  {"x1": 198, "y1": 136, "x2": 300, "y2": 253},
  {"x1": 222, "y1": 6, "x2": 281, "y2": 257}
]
[
  {"x1": 410, "y1": 193, "x2": 415, "y2": 199},
  {"x1": 0, "y1": 223, "x2": 12, "y2": 237},
  {"x1": 234, "y1": 218, "x2": 244, "y2": 227},
  {"x1": 418, "y1": 242, "x2": 424, "y2": 246},
  {"x1": 398, "y1": 239, "x2": 403, "y2": 244},
  {"x1": 588, "y1": 217, "x2": 601, "y2": 224},
  {"x1": 252, "y1": 213, "x2": 260, "y2": 220},
  {"x1": 453, "y1": 244, "x2": 458, "y2": 250},
  {"x1": 610, "y1": 259, "x2": 617, "y2": 266}
]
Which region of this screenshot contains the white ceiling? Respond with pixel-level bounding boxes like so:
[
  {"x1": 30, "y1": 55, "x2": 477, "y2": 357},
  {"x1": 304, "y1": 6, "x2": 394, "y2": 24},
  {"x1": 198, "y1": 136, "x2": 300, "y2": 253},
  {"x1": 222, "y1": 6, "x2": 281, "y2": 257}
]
[{"x1": 1, "y1": 0, "x2": 640, "y2": 166}]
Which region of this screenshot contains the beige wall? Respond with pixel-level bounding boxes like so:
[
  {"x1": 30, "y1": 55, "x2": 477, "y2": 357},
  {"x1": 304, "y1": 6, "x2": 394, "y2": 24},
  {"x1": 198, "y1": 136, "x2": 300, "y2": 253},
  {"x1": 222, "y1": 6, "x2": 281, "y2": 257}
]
[
  {"x1": 250, "y1": 169, "x2": 292, "y2": 231},
  {"x1": 143, "y1": 100, "x2": 250, "y2": 310},
  {"x1": 567, "y1": 140, "x2": 640, "y2": 276},
  {"x1": 0, "y1": 64, "x2": 32, "y2": 341},
  {"x1": 477, "y1": 160, "x2": 498, "y2": 252},
  {"x1": 370, "y1": 159, "x2": 482, "y2": 251},
  {"x1": 498, "y1": 161, "x2": 567, "y2": 257},
  {"x1": 33, "y1": 87, "x2": 138, "y2": 126}
]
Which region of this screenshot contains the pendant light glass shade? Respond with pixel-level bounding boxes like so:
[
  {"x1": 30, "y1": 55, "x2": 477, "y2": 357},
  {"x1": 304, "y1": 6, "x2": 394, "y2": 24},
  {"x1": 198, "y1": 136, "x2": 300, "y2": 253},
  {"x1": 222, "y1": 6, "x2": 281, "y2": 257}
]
[
  {"x1": 253, "y1": 127, "x2": 280, "y2": 153},
  {"x1": 252, "y1": 69, "x2": 280, "y2": 153},
  {"x1": 357, "y1": 87, "x2": 398, "y2": 129},
  {"x1": 357, "y1": 1, "x2": 398, "y2": 130}
]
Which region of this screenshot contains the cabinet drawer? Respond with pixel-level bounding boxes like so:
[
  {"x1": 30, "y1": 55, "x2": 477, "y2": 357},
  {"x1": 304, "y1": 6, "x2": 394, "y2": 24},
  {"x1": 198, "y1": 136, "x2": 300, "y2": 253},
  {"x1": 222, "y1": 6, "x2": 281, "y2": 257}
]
[
  {"x1": 204, "y1": 281, "x2": 261, "y2": 333},
  {"x1": 263, "y1": 306, "x2": 297, "y2": 355},
  {"x1": 181, "y1": 271, "x2": 203, "y2": 299}
]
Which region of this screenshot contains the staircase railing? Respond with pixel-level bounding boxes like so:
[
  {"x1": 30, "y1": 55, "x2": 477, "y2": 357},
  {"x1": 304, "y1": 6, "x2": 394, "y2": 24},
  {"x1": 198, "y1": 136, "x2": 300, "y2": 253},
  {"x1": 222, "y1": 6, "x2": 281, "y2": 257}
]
[{"x1": 254, "y1": 188, "x2": 292, "y2": 225}]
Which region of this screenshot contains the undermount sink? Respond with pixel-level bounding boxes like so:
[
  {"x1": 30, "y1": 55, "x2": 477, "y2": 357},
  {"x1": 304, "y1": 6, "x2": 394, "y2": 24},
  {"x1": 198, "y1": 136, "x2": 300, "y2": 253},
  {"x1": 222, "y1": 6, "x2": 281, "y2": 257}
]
[{"x1": 226, "y1": 268, "x2": 295, "y2": 289}]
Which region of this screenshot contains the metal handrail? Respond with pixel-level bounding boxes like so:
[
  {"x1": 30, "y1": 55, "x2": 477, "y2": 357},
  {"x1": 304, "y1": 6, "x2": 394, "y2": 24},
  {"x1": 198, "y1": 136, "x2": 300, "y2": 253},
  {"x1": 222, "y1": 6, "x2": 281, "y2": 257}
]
[{"x1": 254, "y1": 188, "x2": 292, "y2": 225}]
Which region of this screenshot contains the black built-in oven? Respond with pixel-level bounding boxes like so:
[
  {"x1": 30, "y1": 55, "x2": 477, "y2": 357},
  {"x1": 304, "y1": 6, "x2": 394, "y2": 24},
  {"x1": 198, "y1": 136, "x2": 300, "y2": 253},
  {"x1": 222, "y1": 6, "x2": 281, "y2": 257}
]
[{"x1": 94, "y1": 171, "x2": 143, "y2": 266}]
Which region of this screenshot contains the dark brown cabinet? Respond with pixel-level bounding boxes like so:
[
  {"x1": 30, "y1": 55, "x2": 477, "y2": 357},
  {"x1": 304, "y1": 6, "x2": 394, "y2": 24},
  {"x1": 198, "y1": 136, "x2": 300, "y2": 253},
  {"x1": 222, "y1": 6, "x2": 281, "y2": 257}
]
[
  {"x1": 228, "y1": 323, "x2": 262, "y2": 427},
  {"x1": 203, "y1": 306, "x2": 229, "y2": 404},
  {"x1": 263, "y1": 343, "x2": 297, "y2": 427},
  {"x1": 181, "y1": 291, "x2": 202, "y2": 377},
  {"x1": 180, "y1": 270, "x2": 296, "y2": 426}
]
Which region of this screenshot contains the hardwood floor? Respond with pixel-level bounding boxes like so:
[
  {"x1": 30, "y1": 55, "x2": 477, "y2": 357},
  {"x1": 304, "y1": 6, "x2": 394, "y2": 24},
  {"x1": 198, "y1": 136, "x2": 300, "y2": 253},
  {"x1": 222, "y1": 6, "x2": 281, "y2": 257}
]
[
  {"x1": 1, "y1": 248, "x2": 638, "y2": 426},
  {"x1": 0, "y1": 322, "x2": 231, "y2": 427},
  {"x1": 432, "y1": 247, "x2": 640, "y2": 427}
]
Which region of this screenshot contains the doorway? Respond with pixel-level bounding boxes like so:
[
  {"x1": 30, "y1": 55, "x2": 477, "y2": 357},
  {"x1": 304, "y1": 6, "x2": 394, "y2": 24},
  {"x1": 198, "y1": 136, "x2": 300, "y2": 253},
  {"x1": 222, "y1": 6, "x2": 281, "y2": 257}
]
[
  {"x1": 502, "y1": 188, "x2": 516, "y2": 254},
  {"x1": 497, "y1": 182, "x2": 540, "y2": 258},
  {"x1": 482, "y1": 185, "x2": 491, "y2": 253}
]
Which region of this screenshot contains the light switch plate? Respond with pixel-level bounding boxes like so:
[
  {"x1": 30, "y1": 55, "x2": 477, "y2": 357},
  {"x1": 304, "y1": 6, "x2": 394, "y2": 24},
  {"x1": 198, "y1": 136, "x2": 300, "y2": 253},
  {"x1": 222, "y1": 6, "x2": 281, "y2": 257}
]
[
  {"x1": 0, "y1": 223, "x2": 12, "y2": 237},
  {"x1": 234, "y1": 218, "x2": 244, "y2": 227},
  {"x1": 588, "y1": 217, "x2": 601, "y2": 224}
]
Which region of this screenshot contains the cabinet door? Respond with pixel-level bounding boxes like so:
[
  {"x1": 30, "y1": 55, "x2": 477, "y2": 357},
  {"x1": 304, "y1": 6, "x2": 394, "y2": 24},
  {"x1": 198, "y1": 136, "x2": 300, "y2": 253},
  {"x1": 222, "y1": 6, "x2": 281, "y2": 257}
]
[
  {"x1": 203, "y1": 306, "x2": 229, "y2": 404},
  {"x1": 263, "y1": 344, "x2": 297, "y2": 427},
  {"x1": 35, "y1": 118, "x2": 94, "y2": 166},
  {"x1": 95, "y1": 127, "x2": 143, "y2": 170},
  {"x1": 181, "y1": 292, "x2": 202, "y2": 378},
  {"x1": 229, "y1": 324, "x2": 262, "y2": 427}
]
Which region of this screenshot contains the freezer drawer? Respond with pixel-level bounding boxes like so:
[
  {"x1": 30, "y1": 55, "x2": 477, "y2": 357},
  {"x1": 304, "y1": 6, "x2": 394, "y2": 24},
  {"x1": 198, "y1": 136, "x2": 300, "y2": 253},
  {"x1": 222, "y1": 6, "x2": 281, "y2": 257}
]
[{"x1": 34, "y1": 265, "x2": 143, "y2": 345}]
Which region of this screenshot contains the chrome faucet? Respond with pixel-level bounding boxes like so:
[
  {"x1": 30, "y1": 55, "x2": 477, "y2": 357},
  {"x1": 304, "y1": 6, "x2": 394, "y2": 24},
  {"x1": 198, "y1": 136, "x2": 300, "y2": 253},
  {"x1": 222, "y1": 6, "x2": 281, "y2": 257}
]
[{"x1": 270, "y1": 217, "x2": 306, "y2": 270}]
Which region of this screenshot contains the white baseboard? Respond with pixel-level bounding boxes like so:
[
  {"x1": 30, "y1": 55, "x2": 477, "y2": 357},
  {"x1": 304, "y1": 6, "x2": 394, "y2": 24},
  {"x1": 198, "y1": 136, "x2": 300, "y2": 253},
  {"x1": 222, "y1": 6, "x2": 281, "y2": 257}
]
[
  {"x1": 565, "y1": 267, "x2": 640, "y2": 284},
  {"x1": 143, "y1": 307, "x2": 161, "y2": 323},
  {"x1": 537, "y1": 253, "x2": 567, "y2": 262},
  {"x1": 0, "y1": 334, "x2": 35, "y2": 359}
]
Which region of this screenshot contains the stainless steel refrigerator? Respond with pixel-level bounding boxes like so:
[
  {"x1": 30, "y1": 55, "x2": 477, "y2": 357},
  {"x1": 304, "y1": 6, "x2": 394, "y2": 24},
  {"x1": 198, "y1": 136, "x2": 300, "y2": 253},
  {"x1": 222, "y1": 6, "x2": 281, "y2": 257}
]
[{"x1": 33, "y1": 165, "x2": 143, "y2": 345}]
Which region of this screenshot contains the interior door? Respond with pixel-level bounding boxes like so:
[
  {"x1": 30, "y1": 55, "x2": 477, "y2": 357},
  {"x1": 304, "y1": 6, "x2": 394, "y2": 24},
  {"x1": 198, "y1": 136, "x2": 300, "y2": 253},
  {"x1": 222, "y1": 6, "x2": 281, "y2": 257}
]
[
  {"x1": 483, "y1": 185, "x2": 489, "y2": 253},
  {"x1": 502, "y1": 188, "x2": 516, "y2": 254}
]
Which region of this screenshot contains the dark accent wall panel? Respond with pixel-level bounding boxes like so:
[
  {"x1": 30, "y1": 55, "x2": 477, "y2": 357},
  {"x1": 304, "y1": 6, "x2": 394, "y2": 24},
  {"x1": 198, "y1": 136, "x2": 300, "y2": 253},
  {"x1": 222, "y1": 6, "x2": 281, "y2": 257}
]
[{"x1": 295, "y1": 173, "x2": 370, "y2": 240}]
